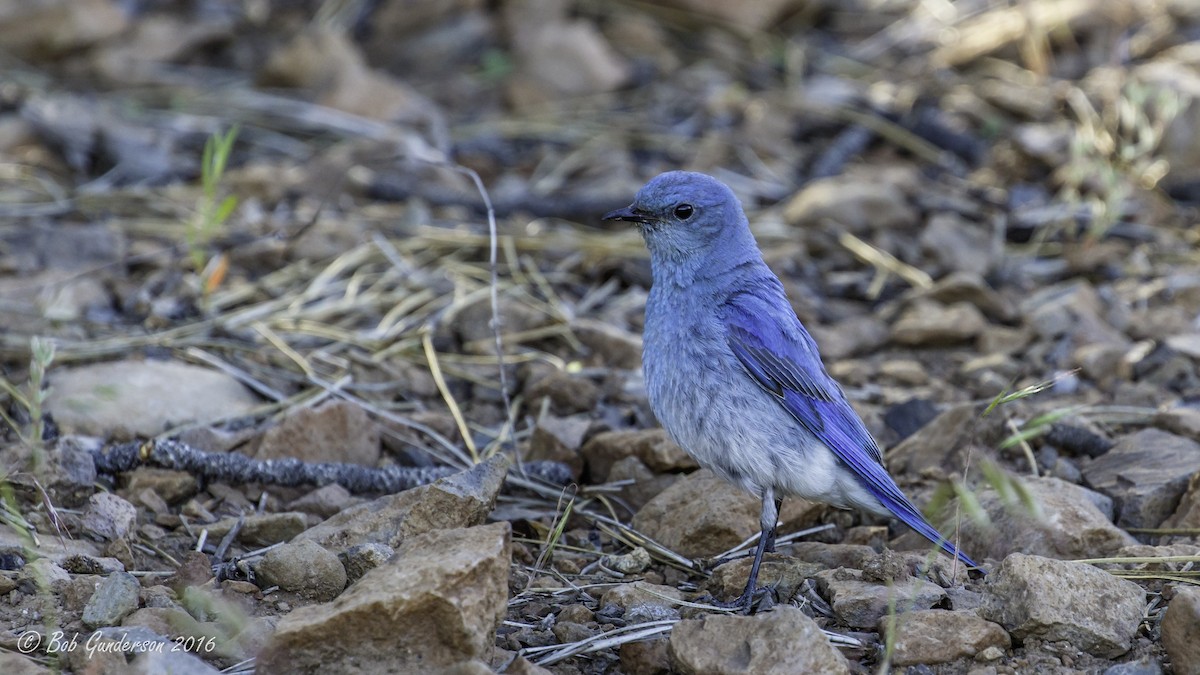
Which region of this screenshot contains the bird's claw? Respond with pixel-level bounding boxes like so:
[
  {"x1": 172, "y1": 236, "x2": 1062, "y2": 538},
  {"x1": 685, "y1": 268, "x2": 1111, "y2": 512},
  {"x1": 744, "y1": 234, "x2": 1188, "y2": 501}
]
[{"x1": 696, "y1": 586, "x2": 773, "y2": 615}]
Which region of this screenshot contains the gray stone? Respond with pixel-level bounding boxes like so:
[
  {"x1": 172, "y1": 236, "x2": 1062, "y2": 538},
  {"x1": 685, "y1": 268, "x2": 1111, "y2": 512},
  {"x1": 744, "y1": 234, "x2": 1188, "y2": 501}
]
[
  {"x1": 600, "y1": 581, "x2": 683, "y2": 623},
  {"x1": 813, "y1": 568, "x2": 946, "y2": 629},
  {"x1": 632, "y1": 469, "x2": 758, "y2": 558},
  {"x1": 46, "y1": 359, "x2": 259, "y2": 439},
  {"x1": 920, "y1": 215, "x2": 998, "y2": 278},
  {"x1": 128, "y1": 647, "x2": 222, "y2": 675},
  {"x1": 253, "y1": 400, "x2": 380, "y2": 467},
  {"x1": 526, "y1": 414, "x2": 591, "y2": 476},
  {"x1": 205, "y1": 512, "x2": 308, "y2": 547},
  {"x1": 891, "y1": 300, "x2": 988, "y2": 346},
  {"x1": 1162, "y1": 586, "x2": 1200, "y2": 675},
  {"x1": 881, "y1": 608, "x2": 1010, "y2": 666},
  {"x1": 82, "y1": 492, "x2": 138, "y2": 541},
  {"x1": 82, "y1": 571, "x2": 141, "y2": 628},
  {"x1": 255, "y1": 539, "x2": 347, "y2": 602},
  {"x1": 1020, "y1": 280, "x2": 1129, "y2": 346},
  {"x1": 582, "y1": 428, "x2": 697, "y2": 483},
  {"x1": 980, "y1": 553, "x2": 1144, "y2": 658},
  {"x1": 298, "y1": 454, "x2": 508, "y2": 554},
  {"x1": 784, "y1": 167, "x2": 919, "y2": 234},
  {"x1": 669, "y1": 605, "x2": 850, "y2": 674},
  {"x1": 707, "y1": 553, "x2": 824, "y2": 604},
  {"x1": 340, "y1": 542, "x2": 395, "y2": 584},
  {"x1": 954, "y1": 475, "x2": 1135, "y2": 561},
  {"x1": 258, "y1": 522, "x2": 511, "y2": 673},
  {"x1": 1082, "y1": 429, "x2": 1200, "y2": 529},
  {"x1": 288, "y1": 483, "x2": 363, "y2": 519}
]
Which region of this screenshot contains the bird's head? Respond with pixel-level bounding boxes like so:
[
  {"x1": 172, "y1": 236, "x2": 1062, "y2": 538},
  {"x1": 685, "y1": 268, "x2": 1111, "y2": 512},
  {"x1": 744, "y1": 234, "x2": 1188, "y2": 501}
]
[{"x1": 603, "y1": 171, "x2": 753, "y2": 265}]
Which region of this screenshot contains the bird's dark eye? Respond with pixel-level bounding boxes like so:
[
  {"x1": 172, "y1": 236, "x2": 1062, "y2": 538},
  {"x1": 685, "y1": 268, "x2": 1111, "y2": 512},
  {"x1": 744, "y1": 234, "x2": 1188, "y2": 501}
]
[{"x1": 674, "y1": 204, "x2": 694, "y2": 220}]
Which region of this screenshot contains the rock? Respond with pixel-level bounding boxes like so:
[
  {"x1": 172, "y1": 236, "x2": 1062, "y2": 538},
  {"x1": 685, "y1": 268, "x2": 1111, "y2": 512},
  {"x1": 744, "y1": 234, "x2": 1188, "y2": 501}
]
[
  {"x1": 1154, "y1": 407, "x2": 1200, "y2": 444},
  {"x1": 1165, "y1": 471, "x2": 1200, "y2": 530},
  {"x1": 582, "y1": 429, "x2": 697, "y2": 483},
  {"x1": 708, "y1": 554, "x2": 824, "y2": 603},
  {"x1": 600, "y1": 581, "x2": 683, "y2": 623},
  {"x1": 340, "y1": 543, "x2": 395, "y2": 585},
  {"x1": 1082, "y1": 429, "x2": 1200, "y2": 529},
  {"x1": 1162, "y1": 586, "x2": 1200, "y2": 675},
  {"x1": 790, "y1": 542, "x2": 876, "y2": 570},
  {"x1": 0, "y1": 0, "x2": 128, "y2": 60},
  {"x1": 505, "y1": 0, "x2": 631, "y2": 99},
  {"x1": 919, "y1": 215, "x2": 998, "y2": 278},
  {"x1": 980, "y1": 553, "x2": 1144, "y2": 658},
  {"x1": 258, "y1": 28, "x2": 440, "y2": 124},
  {"x1": 258, "y1": 523, "x2": 511, "y2": 673},
  {"x1": 46, "y1": 359, "x2": 259, "y2": 440},
  {"x1": 24, "y1": 436, "x2": 97, "y2": 507},
  {"x1": 784, "y1": 167, "x2": 919, "y2": 234},
  {"x1": 120, "y1": 468, "x2": 199, "y2": 505},
  {"x1": 879, "y1": 359, "x2": 928, "y2": 386},
  {"x1": 632, "y1": 470, "x2": 758, "y2": 558},
  {"x1": 669, "y1": 605, "x2": 850, "y2": 674},
  {"x1": 526, "y1": 414, "x2": 591, "y2": 476},
  {"x1": 602, "y1": 547, "x2": 652, "y2": 574},
  {"x1": 881, "y1": 609, "x2": 1010, "y2": 666},
  {"x1": 288, "y1": 483, "x2": 363, "y2": 519},
  {"x1": 891, "y1": 300, "x2": 988, "y2": 346},
  {"x1": 954, "y1": 475, "x2": 1135, "y2": 561},
  {"x1": 1021, "y1": 280, "x2": 1129, "y2": 346},
  {"x1": 61, "y1": 554, "x2": 125, "y2": 575},
  {"x1": 82, "y1": 571, "x2": 142, "y2": 628},
  {"x1": 618, "y1": 638, "x2": 671, "y2": 675},
  {"x1": 888, "y1": 403, "x2": 1001, "y2": 476},
  {"x1": 922, "y1": 271, "x2": 1018, "y2": 322},
  {"x1": 883, "y1": 398, "x2": 940, "y2": 440},
  {"x1": 165, "y1": 551, "x2": 212, "y2": 595},
  {"x1": 0, "y1": 651, "x2": 52, "y2": 674},
  {"x1": 572, "y1": 318, "x2": 643, "y2": 369},
  {"x1": 128, "y1": 648, "x2": 223, "y2": 675},
  {"x1": 252, "y1": 400, "x2": 380, "y2": 466},
  {"x1": 298, "y1": 455, "x2": 508, "y2": 554},
  {"x1": 524, "y1": 371, "x2": 600, "y2": 415},
  {"x1": 22, "y1": 558, "x2": 72, "y2": 592},
  {"x1": 977, "y1": 324, "x2": 1033, "y2": 355},
  {"x1": 813, "y1": 568, "x2": 947, "y2": 629},
  {"x1": 808, "y1": 315, "x2": 890, "y2": 361},
  {"x1": 255, "y1": 540, "x2": 347, "y2": 602},
  {"x1": 82, "y1": 492, "x2": 138, "y2": 541},
  {"x1": 206, "y1": 512, "x2": 309, "y2": 547},
  {"x1": 607, "y1": 455, "x2": 678, "y2": 511}
]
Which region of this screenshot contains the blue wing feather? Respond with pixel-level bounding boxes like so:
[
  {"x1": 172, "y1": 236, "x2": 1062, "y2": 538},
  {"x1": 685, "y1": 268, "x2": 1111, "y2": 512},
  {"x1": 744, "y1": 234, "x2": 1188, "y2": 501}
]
[{"x1": 722, "y1": 289, "x2": 979, "y2": 569}]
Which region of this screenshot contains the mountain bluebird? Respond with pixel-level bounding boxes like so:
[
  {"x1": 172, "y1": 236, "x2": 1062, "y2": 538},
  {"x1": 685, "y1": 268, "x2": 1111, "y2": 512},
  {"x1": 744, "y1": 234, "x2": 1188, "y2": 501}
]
[{"x1": 605, "y1": 171, "x2": 980, "y2": 610}]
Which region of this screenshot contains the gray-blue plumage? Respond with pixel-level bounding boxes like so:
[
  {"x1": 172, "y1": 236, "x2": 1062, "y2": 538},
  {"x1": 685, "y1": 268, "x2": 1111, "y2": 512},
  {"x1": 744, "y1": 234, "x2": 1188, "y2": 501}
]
[{"x1": 605, "y1": 171, "x2": 978, "y2": 608}]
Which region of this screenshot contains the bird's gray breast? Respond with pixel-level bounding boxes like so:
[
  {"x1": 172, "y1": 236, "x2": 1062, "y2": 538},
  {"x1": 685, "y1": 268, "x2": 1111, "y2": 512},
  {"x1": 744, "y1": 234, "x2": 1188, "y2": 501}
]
[{"x1": 641, "y1": 287, "x2": 792, "y2": 492}]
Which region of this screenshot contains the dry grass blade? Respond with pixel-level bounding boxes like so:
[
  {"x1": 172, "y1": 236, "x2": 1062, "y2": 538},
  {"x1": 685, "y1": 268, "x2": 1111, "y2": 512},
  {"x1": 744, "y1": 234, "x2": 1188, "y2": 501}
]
[
  {"x1": 421, "y1": 327, "x2": 480, "y2": 463},
  {"x1": 839, "y1": 231, "x2": 933, "y2": 293},
  {"x1": 526, "y1": 619, "x2": 676, "y2": 666}
]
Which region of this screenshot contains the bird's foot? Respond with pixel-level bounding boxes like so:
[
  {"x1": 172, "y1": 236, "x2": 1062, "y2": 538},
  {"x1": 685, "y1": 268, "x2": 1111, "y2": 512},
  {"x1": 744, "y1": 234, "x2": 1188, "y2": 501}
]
[{"x1": 695, "y1": 586, "x2": 775, "y2": 615}]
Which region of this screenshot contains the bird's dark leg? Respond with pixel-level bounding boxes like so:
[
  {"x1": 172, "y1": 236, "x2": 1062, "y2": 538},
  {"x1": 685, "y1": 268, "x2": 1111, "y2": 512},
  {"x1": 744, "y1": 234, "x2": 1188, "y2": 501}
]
[
  {"x1": 723, "y1": 490, "x2": 778, "y2": 614},
  {"x1": 763, "y1": 496, "x2": 783, "y2": 553}
]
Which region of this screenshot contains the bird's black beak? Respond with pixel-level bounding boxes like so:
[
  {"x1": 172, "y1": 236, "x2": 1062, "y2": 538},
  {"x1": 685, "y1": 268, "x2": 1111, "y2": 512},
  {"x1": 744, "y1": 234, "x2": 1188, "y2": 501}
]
[{"x1": 603, "y1": 205, "x2": 651, "y2": 224}]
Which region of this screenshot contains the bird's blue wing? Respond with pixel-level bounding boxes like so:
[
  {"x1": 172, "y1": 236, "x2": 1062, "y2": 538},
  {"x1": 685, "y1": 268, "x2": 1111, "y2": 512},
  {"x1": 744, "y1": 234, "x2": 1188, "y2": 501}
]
[{"x1": 722, "y1": 290, "x2": 979, "y2": 569}]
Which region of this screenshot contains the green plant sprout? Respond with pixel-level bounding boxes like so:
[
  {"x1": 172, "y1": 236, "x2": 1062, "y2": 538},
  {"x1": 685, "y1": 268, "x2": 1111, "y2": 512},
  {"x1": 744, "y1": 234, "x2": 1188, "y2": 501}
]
[
  {"x1": 0, "y1": 337, "x2": 56, "y2": 470},
  {"x1": 189, "y1": 125, "x2": 241, "y2": 275}
]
